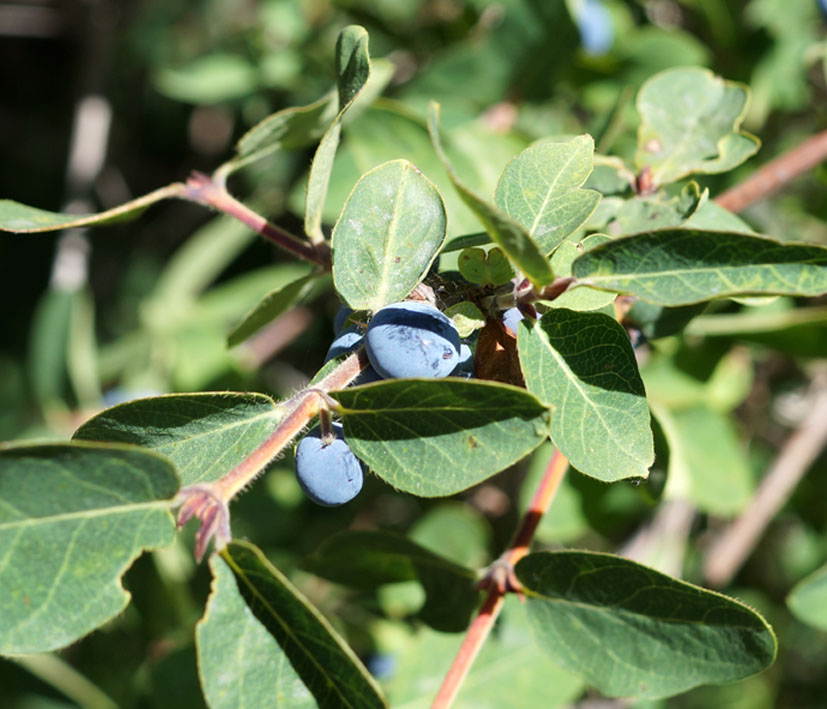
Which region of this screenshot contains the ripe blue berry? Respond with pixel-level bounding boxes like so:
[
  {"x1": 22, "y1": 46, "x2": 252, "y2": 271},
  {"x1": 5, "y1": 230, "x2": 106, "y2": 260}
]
[
  {"x1": 324, "y1": 326, "x2": 364, "y2": 362},
  {"x1": 501, "y1": 307, "x2": 525, "y2": 336},
  {"x1": 333, "y1": 304, "x2": 354, "y2": 333},
  {"x1": 451, "y1": 343, "x2": 475, "y2": 378},
  {"x1": 576, "y1": 0, "x2": 613, "y2": 55},
  {"x1": 365, "y1": 301, "x2": 461, "y2": 379},
  {"x1": 294, "y1": 422, "x2": 363, "y2": 506}
]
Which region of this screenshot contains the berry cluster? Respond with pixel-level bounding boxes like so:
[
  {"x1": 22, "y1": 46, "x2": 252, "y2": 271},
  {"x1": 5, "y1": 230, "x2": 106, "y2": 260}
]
[{"x1": 294, "y1": 299, "x2": 476, "y2": 506}]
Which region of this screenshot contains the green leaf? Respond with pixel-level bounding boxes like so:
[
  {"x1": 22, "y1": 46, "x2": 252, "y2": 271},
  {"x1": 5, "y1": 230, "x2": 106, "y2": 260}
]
[
  {"x1": 154, "y1": 53, "x2": 257, "y2": 104},
  {"x1": 652, "y1": 404, "x2": 753, "y2": 515},
  {"x1": 73, "y1": 393, "x2": 281, "y2": 486},
  {"x1": 221, "y1": 92, "x2": 338, "y2": 175},
  {"x1": 335, "y1": 25, "x2": 371, "y2": 107},
  {"x1": 331, "y1": 160, "x2": 447, "y2": 311},
  {"x1": 544, "y1": 236, "x2": 615, "y2": 311},
  {"x1": 305, "y1": 26, "x2": 373, "y2": 243},
  {"x1": 516, "y1": 551, "x2": 777, "y2": 699},
  {"x1": 571, "y1": 229, "x2": 827, "y2": 306},
  {"x1": 304, "y1": 530, "x2": 478, "y2": 632},
  {"x1": 0, "y1": 184, "x2": 183, "y2": 233},
  {"x1": 221, "y1": 540, "x2": 387, "y2": 709},
  {"x1": 787, "y1": 563, "x2": 827, "y2": 631},
  {"x1": 386, "y1": 598, "x2": 584, "y2": 708},
  {"x1": 457, "y1": 247, "x2": 513, "y2": 286},
  {"x1": 332, "y1": 379, "x2": 550, "y2": 496},
  {"x1": 227, "y1": 270, "x2": 318, "y2": 346},
  {"x1": 517, "y1": 309, "x2": 653, "y2": 481},
  {"x1": 0, "y1": 443, "x2": 178, "y2": 654},
  {"x1": 408, "y1": 502, "x2": 491, "y2": 569},
  {"x1": 443, "y1": 301, "x2": 485, "y2": 338},
  {"x1": 427, "y1": 102, "x2": 555, "y2": 286},
  {"x1": 196, "y1": 556, "x2": 315, "y2": 709},
  {"x1": 611, "y1": 182, "x2": 707, "y2": 236},
  {"x1": 635, "y1": 67, "x2": 759, "y2": 186},
  {"x1": 494, "y1": 135, "x2": 601, "y2": 254},
  {"x1": 684, "y1": 199, "x2": 756, "y2": 234}
]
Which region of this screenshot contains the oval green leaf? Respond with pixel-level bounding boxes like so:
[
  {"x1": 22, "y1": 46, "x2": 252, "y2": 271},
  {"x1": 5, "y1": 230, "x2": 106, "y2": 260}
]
[
  {"x1": 227, "y1": 270, "x2": 318, "y2": 347},
  {"x1": 634, "y1": 67, "x2": 759, "y2": 186},
  {"x1": 331, "y1": 159, "x2": 447, "y2": 311},
  {"x1": 495, "y1": 135, "x2": 601, "y2": 254},
  {"x1": 303, "y1": 530, "x2": 478, "y2": 632},
  {"x1": 787, "y1": 563, "x2": 827, "y2": 631},
  {"x1": 516, "y1": 551, "x2": 777, "y2": 699},
  {"x1": 197, "y1": 556, "x2": 315, "y2": 709},
  {"x1": 221, "y1": 540, "x2": 387, "y2": 709},
  {"x1": 332, "y1": 379, "x2": 550, "y2": 496},
  {"x1": 517, "y1": 309, "x2": 653, "y2": 481},
  {"x1": 427, "y1": 102, "x2": 555, "y2": 287},
  {"x1": 0, "y1": 443, "x2": 178, "y2": 654},
  {"x1": 571, "y1": 229, "x2": 827, "y2": 306},
  {"x1": 73, "y1": 392, "x2": 281, "y2": 486}
]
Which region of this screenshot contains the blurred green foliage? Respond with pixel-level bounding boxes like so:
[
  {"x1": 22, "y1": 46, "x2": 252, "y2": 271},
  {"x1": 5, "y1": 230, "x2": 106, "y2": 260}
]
[{"x1": 1, "y1": 0, "x2": 826, "y2": 707}]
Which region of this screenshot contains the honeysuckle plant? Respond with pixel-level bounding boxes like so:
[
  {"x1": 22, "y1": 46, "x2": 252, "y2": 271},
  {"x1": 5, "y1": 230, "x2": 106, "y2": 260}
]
[{"x1": 2, "y1": 23, "x2": 827, "y2": 709}]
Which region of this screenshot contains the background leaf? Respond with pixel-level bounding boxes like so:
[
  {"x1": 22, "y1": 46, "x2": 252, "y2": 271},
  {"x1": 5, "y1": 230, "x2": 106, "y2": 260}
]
[
  {"x1": 0, "y1": 184, "x2": 183, "y2": 233},
  {"x1": 634, "y1": 67, "x2": 759, "y2": 186},
  {"x1": 222, "y1": 93, "x2": 338, "y2": 175},
  {"x1": 572, "y1": 229, "x2": 827, "y2": 306},
  {"x1": 544, "y1": 236, "x2": 615, "y2": 311},
  {"x1": 611, "y1": 182, "x2": 706, "y2": 235},
  {"x1": 196, "y1": 555, "x2": 315, "y2": 709},
  {"x1": 221, "y1": 540, "x2": 387, "y2": 709},
  {"x1": 74, "y1": 393, "x2": 281, "y2": 486},
  {"x1": 305, "y1": 25, "x2": 373, "y2": 243},
  {"x1": 427, "y1": 102, "x2": 554, "y2": 286},
  {"x1": 0, "y1": 443, "x2": 178, "y2": 654},
  {"x1": 516, "y1": 551, "x2": 777, "y2": 699},
  {"x1": 652, "y1": 403, "x2": 753, "y2": 515},
  {"x1": 303, "y1": 530, "x2": 478, "y2": 632},
  {"x1": 227, "y1": 269, "x2": 318, "y2": 346},
  {"x1": 386, "y1": 598, "x2": 584, "y2": 708},
  {"x1": 494, "y1": 135, "x2": 600, "y2": 254},
  {"x1": 787, "y1": 563, "x2": 827, "y2": 631},
  {"x1": 517, "y1": 309, "x2": 653, "y2": 481},
  {"x1": 333, "y1": 379, "x2": 550, "y2": 496},
  {"x1": 331, "y1": 159, "x2": 446, "y2": 311}
]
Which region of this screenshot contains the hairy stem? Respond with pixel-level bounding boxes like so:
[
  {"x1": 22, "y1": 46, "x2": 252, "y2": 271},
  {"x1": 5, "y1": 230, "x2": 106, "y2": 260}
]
[
  {"x1": 181, "y1": 172, "x2": 330, "y2": 268},
  {"x1": 432, "y1": 449, "x2": 569, "y2": 708},
  {"x1": 176, "y1": 349, "x2": 369, "y2": 558},
  {"x1": 714, "y1": 129, "x2": 827, "y2": 213}
]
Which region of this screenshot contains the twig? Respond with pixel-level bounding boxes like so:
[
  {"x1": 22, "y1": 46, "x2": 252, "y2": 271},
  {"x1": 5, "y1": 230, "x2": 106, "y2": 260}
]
[
  {"x1": 714, "y1": 129, "x2": 827, "y2": 213},
  {"x1": 176, "y1": 348, "x2": 370, "y2": 560},
  {"x1": 431, "y1": 449, "x2": 569, "y2": 708},
  {"x1": 181, "y1": 172, "x2": 330, "y2": 269},
  {"x1": 704, "y1": 373, "x2": 827, "y2": 587}
]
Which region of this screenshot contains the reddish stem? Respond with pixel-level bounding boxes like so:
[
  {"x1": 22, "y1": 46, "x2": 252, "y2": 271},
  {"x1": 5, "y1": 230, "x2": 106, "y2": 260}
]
[
  {"x1": 432, "y1": 449, "x2": 569, "y2": 708},
  {"x1": 714, "y1": 129, "x2": 827, "y2": 213},
  {"x1": 182, "y1": 172, "x2": 330, "y2": 268}
]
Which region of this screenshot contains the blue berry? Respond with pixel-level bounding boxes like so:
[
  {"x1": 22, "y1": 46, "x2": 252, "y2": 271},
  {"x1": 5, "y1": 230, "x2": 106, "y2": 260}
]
[
  {"x1": 294, "y1": 422, "x2": 363, "y2": 506},
  {"x1": 365, "y1": 301, "x2": 461, "y2": 379},
  {"x1": 451, "y1": 343, "x2": 475, "y2": 379},
  {"x1": 333, "y1": 304, "x2": 354, "y2": 333},
  {"x1": 324, "y1": 326, "x2": 363, "y2": 362},
  {"x1": 502, "y1": 307, "x2": 525, "y2": 336},
  {"x1": 576, "y1": 0, "x2": 613, "y2": 55}
]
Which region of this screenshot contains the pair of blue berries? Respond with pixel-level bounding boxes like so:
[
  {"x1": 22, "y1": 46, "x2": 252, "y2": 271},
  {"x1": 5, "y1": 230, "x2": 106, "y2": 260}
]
[{"x1": 295, "y1": 301, "x2": 466, "y2": 506}]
